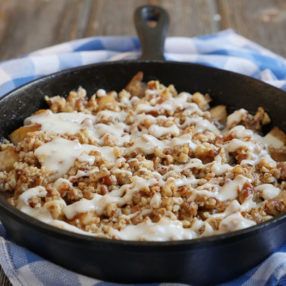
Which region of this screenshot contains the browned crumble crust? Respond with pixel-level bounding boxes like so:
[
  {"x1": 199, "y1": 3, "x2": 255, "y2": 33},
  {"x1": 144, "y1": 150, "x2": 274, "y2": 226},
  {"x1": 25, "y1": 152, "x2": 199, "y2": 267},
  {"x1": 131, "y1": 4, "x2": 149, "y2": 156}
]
[{"x1": 1, "y1": 72, "x2": 286, "y2": 241}]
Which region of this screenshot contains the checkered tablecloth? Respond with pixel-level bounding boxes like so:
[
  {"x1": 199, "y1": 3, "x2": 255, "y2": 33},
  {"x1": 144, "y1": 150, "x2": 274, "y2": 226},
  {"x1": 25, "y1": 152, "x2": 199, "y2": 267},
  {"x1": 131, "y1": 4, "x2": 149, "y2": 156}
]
[{"x1": 1, "y1": 30, "x2": 286, "y2": 286}]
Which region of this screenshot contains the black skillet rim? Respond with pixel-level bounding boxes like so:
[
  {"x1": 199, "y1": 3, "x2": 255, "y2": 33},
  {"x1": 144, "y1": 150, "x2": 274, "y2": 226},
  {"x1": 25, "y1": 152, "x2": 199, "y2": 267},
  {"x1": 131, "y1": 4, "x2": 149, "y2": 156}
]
[{"x1": 1, "y1": 59, "x2": 286, "y2": 248}]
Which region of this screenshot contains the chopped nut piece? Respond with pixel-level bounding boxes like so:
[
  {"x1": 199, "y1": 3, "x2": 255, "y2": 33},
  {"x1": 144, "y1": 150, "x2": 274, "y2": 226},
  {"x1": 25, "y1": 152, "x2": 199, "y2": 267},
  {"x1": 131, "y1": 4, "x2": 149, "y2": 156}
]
[
  {"x1": 97, "y1": 94, "x2": 118, "y2": 111},
  {"x1": 265, "y1": 127, "x2": 286, "y2": 148},
  {"x1": 192, "y1": 92, "x2": 210, "y2": 110}
]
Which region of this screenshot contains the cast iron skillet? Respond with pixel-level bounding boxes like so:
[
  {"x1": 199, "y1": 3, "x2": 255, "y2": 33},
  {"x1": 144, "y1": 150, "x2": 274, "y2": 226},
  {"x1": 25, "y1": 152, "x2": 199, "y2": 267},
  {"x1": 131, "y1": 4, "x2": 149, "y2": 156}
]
[{"x1": 1, "y1": 5, "x2": 286, "y2": 285}]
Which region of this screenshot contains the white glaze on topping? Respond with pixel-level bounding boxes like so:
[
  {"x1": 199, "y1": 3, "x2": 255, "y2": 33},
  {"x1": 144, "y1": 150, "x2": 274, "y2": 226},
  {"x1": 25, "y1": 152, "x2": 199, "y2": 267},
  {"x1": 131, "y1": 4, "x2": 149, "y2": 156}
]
[
  {"x1": 225, "y1": 139, "x2": 258, "y2": 153},
  {"x1": 63, "y1": 175, "x2": 159, "y2": 219},
  {"x1": 17, "y1": 186, "x2": 52, "y2": 221},
  {"x1": 130, "y1": 134, "x2": 165, "y2": 154},
  {"x1": 18, "y1": 186, "x2": 47, "y2": 205},
  {"x1": 219, "y1": 175, "x2": 251, "y2": 201},
  {"x1": 110, "y1": 217, "x2": 196, "y2": 241},
  {"x1": 219, "y1": 212, "x2": 255, "y2": 232},
  {"x1": 170, "y1": 134, "x2": 197, "y2": 150},
  {"x1": 35, "y1": 138, "x2": 116, "y2": 178},
  {"x1": 135, "y1": 92, "x2": 194, "y2": 114},
  {"x1": 10, "y1": 81, "x2": 285, "y2": 242},
  {"x1": 92, "y1": 122, "x2": 130, "y2": 145},
  {"x1": 54, "y1": 178, "x2": 73, "y2": 189},
  {"x1": 255, "y1": 184, "x2": 281, "y2": 200},
  {"x1": 25, "y1": 111, "x2": 95, "y2": 135},
  {"x1": 226, "y1": 109, "x2": 247, "y2": 128},
  {"x1": 224, "y1": 200, "x2": 241, "y2": 216},
  {"x1": 229, "y1": 125, "x2": 253, "y2": 138},
  {"x1": 150, "y1": 193, "x2": 162, "y2": 208},
  {"x1": 64, "y1": 194, "x2": 120, "y2": 219},
  {"x1": 149, "y1": 124, "x2": 180, "y2": 138},
  {"x1": 182, "y1": 117, "x2": 217, "y2": 133},
  {"x1": 264, "y1": 132, "x2": 285, "y2": 148},
  {"x1": 95, "y1": 110, "x2": 128, "y2": 122}
]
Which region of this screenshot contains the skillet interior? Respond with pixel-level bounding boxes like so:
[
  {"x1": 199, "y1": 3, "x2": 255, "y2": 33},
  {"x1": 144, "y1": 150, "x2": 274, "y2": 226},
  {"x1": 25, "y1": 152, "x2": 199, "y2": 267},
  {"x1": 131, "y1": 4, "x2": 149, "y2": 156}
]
[{"x1": 1, "y1": 61, "x2": 286, "y2": 285}]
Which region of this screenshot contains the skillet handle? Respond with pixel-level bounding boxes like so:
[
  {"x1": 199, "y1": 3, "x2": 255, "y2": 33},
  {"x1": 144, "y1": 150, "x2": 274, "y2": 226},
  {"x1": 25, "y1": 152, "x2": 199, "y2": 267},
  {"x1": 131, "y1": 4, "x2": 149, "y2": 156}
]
[{"x1": 134, "y1": 5, "x2": 169, "y2": 61}]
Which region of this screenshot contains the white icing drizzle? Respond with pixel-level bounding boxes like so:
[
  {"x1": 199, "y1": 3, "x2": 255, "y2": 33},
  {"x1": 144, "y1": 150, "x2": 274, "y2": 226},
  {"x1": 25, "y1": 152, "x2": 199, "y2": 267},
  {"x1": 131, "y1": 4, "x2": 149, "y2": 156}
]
[
  {"x1": 17, "y1": 186, "x2": 55, "y2": 222},
  {"x1": 182, "y1": 117, "x2": 217, "y2": 133},
  {"x1": 225, "y1": 139, "x2": 258, "y2": 153},
  {"x1": 110, "y1": 217, "x2": 196, "y2": 241},
  {"x1": 149, "y1": 124, "x2": 180, "y2": 138},
  {"x1": 264, "y1": 133, "x2": 284, "y2": 148},
  {"x1": 226, "y1": 109, "x2": 247, "y2": 128},
  {"x1": 229, "y1": 125, "x2": 253, "y2": 138},
  {"x1": 18, "y1": 186, "x2": 47, "y2": 205},
  {"x1": 35, "y1": 138, "x2": 115, "y2": 178},
  {"x1": 54, "y1": 178, "x2": 73, "y2": 189},
  {"x1": 255, "y1": 184, "x2": 281, "y2": 200},
  {"x1": 170, "y1": 134, "x2": 197, "y2": 150},
  {"x1": 150, "y1": 193, "x2": 162, "y2": 208},
  {"x1": 219, "y1": 212, "x2": 255, "y2": 232},
  {"x1": 13, "y1": 83, "x2": 285, "y2": 242},
  {"x1": 130, "y1": 134, "x2": 165, "y2": 154},
  {"x1": 25, "y1": 111, "x2": 95, "y2": 135},
  {"x1": 64, "y1": 194, "x2": 120, "y2": 219},
  {"x1": 219, "y1": 175, "x2": 251, "y2": 201},
  {"x1": 92, "y1": 122, "x2": 130, "y2": 145},
  {"x1": 135, "y1": 92, "x2": 194, "y2": 114},
  {"x1": 95, "y1": 110, "x2": 128, "y2": 122},
  {"x1": 63, "y1": 175, "x2": 158, "y2": 219}
]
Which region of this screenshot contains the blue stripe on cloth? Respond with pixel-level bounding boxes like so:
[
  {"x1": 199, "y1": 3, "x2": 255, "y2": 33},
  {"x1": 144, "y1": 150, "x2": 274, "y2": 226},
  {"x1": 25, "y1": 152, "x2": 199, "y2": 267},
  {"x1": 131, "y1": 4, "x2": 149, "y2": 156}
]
[
  {"x1": 265, "y1": 274, "x2": 279, "y2": 286},
  {"x1": 8, "y1": 241, "x2": 42, "y2": 269},
  {"x1": 277, "y1": 273, "x2": 286, "y2": 285},
  {"x1": 132, "y1": 38, "x2": 141, "y2": 49},
  {"x1": 94, "y1": 283, "x2": 161, "y2": 286},
  {"x1": 58, "y1": 53, "x2": 83, "y2": 70},
  {"x1": 12, "y1": 76, "x2": 38, "y2": 89},
  {"x1": 0, "y1": 80, "x2": 16, "y2": 97},
  {"x1": 74, "y1": 39, "x2": 105, "y2": 52},
  {"x1": 29, "y1": 260, "x2": 81, "y2": 286},
  {"x1": 205, "y1": 49, "x2": 286, "y2": 80},
  {"x1": 0, "y1": 58, "x2": 35, "y2": 78},
  {"x1": 100, "y1": 37, "x2": 139, "y2": 52}
]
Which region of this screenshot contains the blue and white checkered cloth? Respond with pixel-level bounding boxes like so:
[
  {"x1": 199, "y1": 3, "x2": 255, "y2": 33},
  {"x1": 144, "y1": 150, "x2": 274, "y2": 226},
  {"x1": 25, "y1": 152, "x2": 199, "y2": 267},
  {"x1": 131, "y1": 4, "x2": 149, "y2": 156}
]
[{"x1": 1, "y1": 30, "x2": 286, "y2": 286}]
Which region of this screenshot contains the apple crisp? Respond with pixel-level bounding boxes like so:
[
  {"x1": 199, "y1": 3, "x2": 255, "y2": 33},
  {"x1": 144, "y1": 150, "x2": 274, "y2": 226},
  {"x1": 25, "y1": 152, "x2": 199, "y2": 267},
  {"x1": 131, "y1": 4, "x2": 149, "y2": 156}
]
[{"x1": 1, "y1": 72, "x2": 286, "y2": 241}]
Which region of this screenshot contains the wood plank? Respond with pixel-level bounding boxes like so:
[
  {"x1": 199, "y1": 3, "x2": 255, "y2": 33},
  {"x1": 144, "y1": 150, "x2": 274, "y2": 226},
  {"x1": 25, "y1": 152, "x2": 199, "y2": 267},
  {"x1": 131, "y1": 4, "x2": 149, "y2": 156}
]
[
  {"x1": 84, "y1": 0, "x2": 217, "y2": 37},
  {"x1": 0, "y1": 266, "x2": 11, "y2": 286},
  {"x1": 0, "y1": 0, "x2": 86, "y2": 60},
  {"x1": 0, "y1": 0, "x2": 217, "y2": 61},
  {"x1": 217, "y1": 0, "x2": 286, "y2": 57}
]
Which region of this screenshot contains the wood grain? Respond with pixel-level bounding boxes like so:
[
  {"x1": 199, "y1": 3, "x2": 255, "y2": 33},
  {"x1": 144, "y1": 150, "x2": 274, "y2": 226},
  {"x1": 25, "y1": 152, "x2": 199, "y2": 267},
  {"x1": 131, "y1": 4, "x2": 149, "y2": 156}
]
[
  {"x1": 0, "y1": 265, "x2": 11, "y2": 286},
  {"x1": 218, "y1": 0, "x2": 286, "y2": 57},
  {"x1": 0, "y1": 0, "x2": 217, "y2": 60}
]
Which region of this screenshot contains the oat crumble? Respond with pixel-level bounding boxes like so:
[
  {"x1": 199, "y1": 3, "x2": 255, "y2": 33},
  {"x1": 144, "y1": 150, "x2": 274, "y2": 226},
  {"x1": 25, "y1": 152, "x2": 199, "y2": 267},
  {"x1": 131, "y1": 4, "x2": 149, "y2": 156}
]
[{"x1": 1, "y1": 72, "x2": 286, "y2": 241}]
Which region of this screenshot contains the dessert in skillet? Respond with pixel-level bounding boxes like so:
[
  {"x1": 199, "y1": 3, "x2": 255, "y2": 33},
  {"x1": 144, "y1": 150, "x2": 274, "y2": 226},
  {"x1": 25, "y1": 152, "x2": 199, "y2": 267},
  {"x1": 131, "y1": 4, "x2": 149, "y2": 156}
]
[{"x1": 1, "y1": 72, "x2": 286, "y2": 241}]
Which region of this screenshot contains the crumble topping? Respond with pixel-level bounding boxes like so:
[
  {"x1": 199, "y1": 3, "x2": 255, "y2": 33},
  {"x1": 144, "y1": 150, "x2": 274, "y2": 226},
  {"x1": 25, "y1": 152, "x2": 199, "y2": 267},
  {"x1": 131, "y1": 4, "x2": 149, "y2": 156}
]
[{"x1": 1, "y1": 72, "x2": 286, "y2": 241}]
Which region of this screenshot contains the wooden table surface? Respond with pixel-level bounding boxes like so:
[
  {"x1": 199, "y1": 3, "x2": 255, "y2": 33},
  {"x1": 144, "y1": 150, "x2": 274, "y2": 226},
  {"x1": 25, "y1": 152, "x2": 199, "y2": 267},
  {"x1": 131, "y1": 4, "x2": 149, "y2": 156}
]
[{"x1": 0, "y1": 0, "x2": 286, "y2": 285}]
